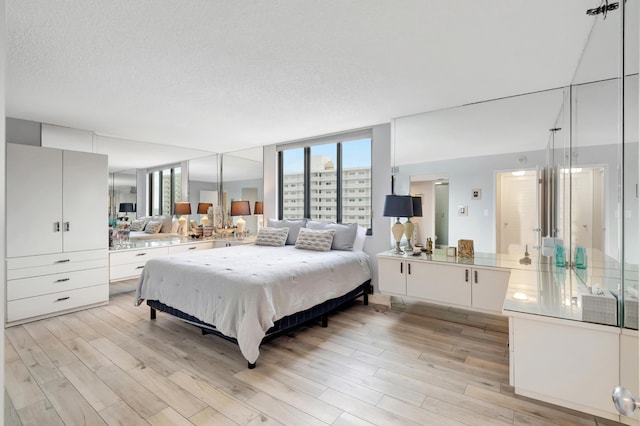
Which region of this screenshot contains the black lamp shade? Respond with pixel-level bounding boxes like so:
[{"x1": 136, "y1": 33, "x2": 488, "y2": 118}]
[
  {"x1": 119, "y1": 203, "x2": 135, "y2": 213},
  {"x1": 411, "y1": 196, "x2": 423, "y2": 217},
  {"x1": 230, "y1": 200, "x2": 251, "y2": 216},
  {"x1": 197, "y1": 203, "x2": 213, "y2": 214},
  {"x1": 383, "y1": 195, "x2": 413, "y2": 218},
  {"x1": 174, "y1": 202, "x2": 191, "y2": 215}
]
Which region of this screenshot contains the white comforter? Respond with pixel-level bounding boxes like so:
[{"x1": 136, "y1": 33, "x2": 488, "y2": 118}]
[{"x1": 135, "y1": 244, "x2": 371, "y2": 363}]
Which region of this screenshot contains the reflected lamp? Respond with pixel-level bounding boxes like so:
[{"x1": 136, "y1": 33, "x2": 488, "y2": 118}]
[
  {"x1": 118, "y1": 203, "x2": 135, "y2": 221},
  {"x1": 174, "y1": 202, "x2": 192, "y2": 236},
  {"x1": 404, "y1": 196, "x2": 423, "y2": 252},
  {"x1": 197, "y1": 203, "x2": 213, "y2": 226},
  {"x1": 230, "y1": 200, "x2": 251, "y2": 235},
  {"x1": 383, "y1": 195, "x2": 413, "y2": 254}
]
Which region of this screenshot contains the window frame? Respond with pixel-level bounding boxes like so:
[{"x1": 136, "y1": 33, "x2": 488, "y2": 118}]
[{"x1": 277, "y1": 130, "x2": 372, "y2": 232}]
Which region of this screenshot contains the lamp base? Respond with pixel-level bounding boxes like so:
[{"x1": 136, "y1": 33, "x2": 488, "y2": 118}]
[
  {"x1": 404, "y1": 219, "x2": 414, "y2": 252},
  {"x1": 178, "y1": 215, "x2": 188, "y2": 236},
  {"x1": 391, "y1": 219, "x2": 405, "y2": 254},
  {"x1": 390, "y1": 242, "x2": 404, "y2": 254}
]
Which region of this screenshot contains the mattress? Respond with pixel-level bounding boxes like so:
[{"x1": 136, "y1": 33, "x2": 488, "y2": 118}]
[{"x1": 135, "y1": 244, "x2": 371, "y2": 363}]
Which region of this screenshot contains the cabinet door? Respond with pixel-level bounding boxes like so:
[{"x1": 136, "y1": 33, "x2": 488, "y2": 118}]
[
  {"x1": 377, "y1": 257, "x2": 406, "y2": 295},
  {"x1": 7, "y1": 144, "x2": 63, "y2": 257},
  {"x1": 407, "y1": 262, "x2": 471, "y2": 307},
  {"x1": 471, "y1": 267, "x2": 510, "y2": 312},
  {"x1": 62, "y1": 150, "x2": 108, "y2": 252}
]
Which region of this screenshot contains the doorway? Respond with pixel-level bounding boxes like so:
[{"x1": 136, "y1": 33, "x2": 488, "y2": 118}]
[{"x1": 496, "y1": 170, "x2": 540, "y2": 255}]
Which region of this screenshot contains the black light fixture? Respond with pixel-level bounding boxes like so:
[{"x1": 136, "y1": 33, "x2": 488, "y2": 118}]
[{"x1": 383, "y1": 195, "x2": 413, "y2": 254}]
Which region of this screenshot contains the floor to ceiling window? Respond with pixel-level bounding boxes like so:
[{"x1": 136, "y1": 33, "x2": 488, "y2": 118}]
[
  {"x1": 148, "y1": 165, "x2": 182, "y2": 216},
  {"x1": 279, "y1": 132, "x2": 372, "y2": 230}
]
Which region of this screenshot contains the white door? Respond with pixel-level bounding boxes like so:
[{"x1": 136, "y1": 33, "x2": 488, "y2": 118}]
[
  {"x1": 496, "y1": 171, "x2": 539, "y2": 255},
  {"x1": 6, "y1": 144, "x2": 63, "y2": 257},
  {"x1": 62, "y1": 150, "x2": 108, "y2": 252}
]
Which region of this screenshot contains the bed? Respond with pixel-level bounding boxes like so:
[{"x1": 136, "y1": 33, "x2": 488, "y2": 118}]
[{"x1": 135, "y1": 244, "x2": 372, "y2": 368}]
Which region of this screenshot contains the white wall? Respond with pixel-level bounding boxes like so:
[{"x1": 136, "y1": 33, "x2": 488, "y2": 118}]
[{"x1": 1, "y1": 0, "x2": 7, "y2": 416}]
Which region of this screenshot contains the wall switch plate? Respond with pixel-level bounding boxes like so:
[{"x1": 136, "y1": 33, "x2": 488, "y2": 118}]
[{"x1": 458, "y1": 205, "x2": 468, "y2": 216}]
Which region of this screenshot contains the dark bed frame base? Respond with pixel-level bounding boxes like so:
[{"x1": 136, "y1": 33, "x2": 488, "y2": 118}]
[{"x1": 146, "y1": 279, "x2": 372, "y2": 369}]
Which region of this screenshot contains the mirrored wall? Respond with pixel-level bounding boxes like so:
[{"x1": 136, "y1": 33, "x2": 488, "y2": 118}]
[{"x1": 393, "y1": 3, "x2": 638, "y2": 328}]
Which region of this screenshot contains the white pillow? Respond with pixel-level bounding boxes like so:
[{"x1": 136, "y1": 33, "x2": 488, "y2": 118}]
[
  {"x1": 170, "y1": 218, "x2": 180, "y2": 233},
  {"x1": 294, "y1": 228, "x2": 335, "y2": 252},
  {"x1": 254, "y1": 227, "x2": 289, "y2": 247},
  {"x1": 267, "y1": 218, "x2": 307, "y2": 245},
  {"x1": 144, "y1": 220, "x2": 163, "y2": 234},
  {"x1": 307, "y1": 221, "x2": 358, "y2": 251},
  {"x1": 353, "y1": 225, "x2": 367, "y2": 252}
]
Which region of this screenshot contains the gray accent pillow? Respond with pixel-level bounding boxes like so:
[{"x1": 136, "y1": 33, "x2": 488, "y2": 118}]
[
  {"x1": 294, "y1": 228, "x2": 335, "y2": 252},
  {"x1": 144, "y1": 220, "x2": 164, "y2": 234},
  {"x1": 307, "y1": 221, "x2": 358, "y2": 251},
  {"x1": 129, "y1": 219, "x2": 146, "y2": 232},
  {"x1": 254, "y1": 227, "x2": 289, "y2": 247},
  {"x1": 267, "y1": 218, "x2": 307, "y2": 245}
]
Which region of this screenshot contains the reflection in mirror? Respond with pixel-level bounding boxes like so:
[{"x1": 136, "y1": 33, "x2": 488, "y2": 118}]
[
  {"x1": 410, "y1": 174, "x2": 448, "y2": 248},
  {"x1": 221, "y1": 147, "x2": 264, "y2": 235},
  {"x1": 188, "y1": 154, "x2": 220, "y2": 226},
  {"x1": 109, "y1": 169, "x2": 137, "y2": 225}
]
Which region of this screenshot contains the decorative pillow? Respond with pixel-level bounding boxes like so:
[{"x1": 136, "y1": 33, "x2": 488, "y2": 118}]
[
  {"x1": 294, "y1": 228, "x2": 335, "y2": 252},
  {"x1": 307, "y1": 221, "x2": 358, "y2": 251},
  {"x1": 267, "y1": 218, "x2": 307, "y2": 245},
  {"x1": 151, "y1": 215, "x2": 173, "y2": 233},
  {"x1": 144, "y1": 220, "x2": 163, "y2": 234},
  {"x1": 254, "y1": 227, "x2": 289, "y2": 247},
  {"x1": 170, "y1": 218, "x2": 180, "y2": 233},
  {"x1": 129, "y1": 219, "x2": 146, "y2": 232}
]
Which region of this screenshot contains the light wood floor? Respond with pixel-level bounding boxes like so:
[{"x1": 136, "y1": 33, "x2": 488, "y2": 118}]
[{"x1": 5, "y1": 283, "x2": 624, "y2": 426}]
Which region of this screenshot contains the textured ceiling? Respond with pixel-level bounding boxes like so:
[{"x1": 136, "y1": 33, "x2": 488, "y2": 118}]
[{"x1": 6, "y1": 1, "x2": 613, "y2": 155}]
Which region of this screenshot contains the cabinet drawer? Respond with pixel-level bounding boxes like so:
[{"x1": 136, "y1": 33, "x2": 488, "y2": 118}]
[
  {"x1": 109, "y1": 247, "x2": 169, "y2": 266},
  {"x1": 7, "y1": 250, "x2": 108, "y2": 280},
  {"x1": 168, "y1": 242, "x2": 213, "y2": 254},
  {"x1": 8, "y1": 267, "x2": 108, "y2": 301},
  {"x1": 7, "y1": 284, "x2": 109, "y2": 323},
  {"x1": 110, "y1": 262, "x2": 147, "y2": 281}
]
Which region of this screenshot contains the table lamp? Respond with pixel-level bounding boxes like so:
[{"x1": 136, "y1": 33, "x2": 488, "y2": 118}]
[
  {"x1": 230, "y1": 200, "x2": 251, "y2": 236},
  {"x1": 174, "y1": 202, "x2": 191, "y2": 236},
  {"x1": 197, "y1": 203, "x2": 213, "y2": 226},
  {"x1": 254, "y1": 201, "x2": 264, "y2": 229},
  {"x1": 404, "y1": 196, "x2": 423, "y2": 252},
  {"x1": 383, "y1": 195, "x2": 413, "y2": 254},
  {"x1": 118, "y1": 203, "x2": 135, "y2": 221}
]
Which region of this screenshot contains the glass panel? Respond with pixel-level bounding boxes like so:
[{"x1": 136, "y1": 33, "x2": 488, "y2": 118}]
[
  {"x1": 310, "y1": 143, "x2": 337, "y2": 222},
  {"x1": 282, "y1": 147, "x2": 305, "y2": 220},
  {"x1": 151, "y1": 170, "x2": 160, "y2": 215},
  {"x1": 342, "y1": 138, "x2": 372, "y2": 228},
  {"x1": 161, "y1": 169, "x2": 172, "y2": 216}
]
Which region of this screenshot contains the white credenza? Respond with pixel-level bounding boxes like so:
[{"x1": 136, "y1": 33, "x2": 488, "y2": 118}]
[
  {"x1": 377, "y1": 252, "x2": 511, "y2": 314},
  {"x1": 6, "y1": 143, "x2": 109, "y2": 325}
]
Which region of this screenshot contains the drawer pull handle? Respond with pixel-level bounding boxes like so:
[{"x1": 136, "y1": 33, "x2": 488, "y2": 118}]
[
  {"x1": 55, "y1": 278, "x2": 70, "y2": 283},
  {"x1": 55, "y1": 296, "x2": 70, "y2": 302},
  {"x1": 136, "y1": 253, "x2": 147, "y2": 256},
  {"x1": 465, "y1": 269, "x2": 469, "y2": 282},
  {"x1": 400, "y1": 263, "x2": 403, "y2": 274},
  {"x1": 188, "y1": 247, "x2": 196, "y2": 250},
  {"x1": 55, "y1": 259, "x2": 71, "y2": 264},
  {"x1": 64, "y1": 222, "x2": 70, "y2": 232},
  {"x1": 54, "y1": 221, "x2": 61, "y2": 232},
  {"x1": 408, "y1": 263, "x2": 411, "y2": 275},
  {"x1": 474, "y1": 270, "x2": 478, "y2": 284},
  {"x1": 136, "y1": 266, "x2": 145, "y2": 270}
]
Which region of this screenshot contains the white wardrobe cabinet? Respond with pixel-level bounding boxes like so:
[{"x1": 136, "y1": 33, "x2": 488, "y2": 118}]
[
  {"x1": 6, "y1": 143, "x2": 109, "y2": 325},
  {"x1": 7, "y1": 143, "x2": 108, "y2": 258}
]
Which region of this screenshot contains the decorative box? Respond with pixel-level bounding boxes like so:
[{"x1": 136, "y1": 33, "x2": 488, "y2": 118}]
[{"x1": 580, "y1": 286, "x2": 617, "y2": 326}]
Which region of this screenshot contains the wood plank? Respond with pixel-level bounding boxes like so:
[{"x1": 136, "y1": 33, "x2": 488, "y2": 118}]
[
  {"x1": 40, "y1": 377, "x2": 107, "y2": 425},
  {"x1": 99, "y1": 400, "x2": 151, "y2": 426},
  {"x1": 62, "y1": 336, "x2": 112, "y2": 372},
  {"x1": 169, "y1": 369, "x2": 261, "y2": 425},
  {"x1": 58, "y1": 360, "x2": 121, "y2": 412},
  {"x1": 147, "y1": 407, "x2": 193, "y2": 426},
  {"x1": 14, "y1": 399, "x2": 64, "y2": 426},
  {"x1": 22, "y1": 323, "x2": 78, "y2": 368},
  {"x1": 189, "y1": 407, "x2": 239, "y2": 426},
  {"x1": 235, "y1": 368, "x2": 342, "y2": 424},
  {"x1": 244, "y1": 391, "x2": 327, "y2": 426},
  {"x1": 4, "y1": 359, "x2": 46, "y2": 411},
  {"x1": 95, "y1": 364, "x2": 168, "y2": 419},
  {"x1": 90, "y1": 336, "x2": 143, "y2": 371}
]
